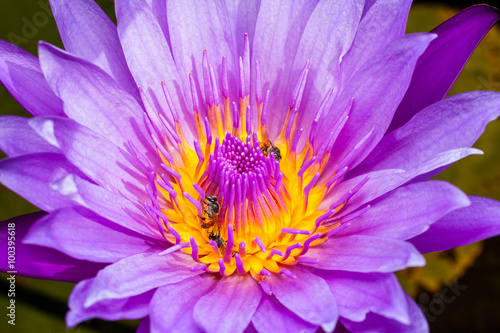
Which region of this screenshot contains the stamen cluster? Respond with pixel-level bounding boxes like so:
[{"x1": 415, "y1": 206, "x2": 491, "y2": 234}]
[{"x1": 135, "y1": 35, "x2": 372, "y2": 291}]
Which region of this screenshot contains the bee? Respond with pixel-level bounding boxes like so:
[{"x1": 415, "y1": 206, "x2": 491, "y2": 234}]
[
  {"x1": 261, "y1": 140, "x2": 282, "y2": 162},
  {"x1": 199, "y1": 195, "x2": 226, "y2": 251},
  {"x1": 200, "y1": 215, "x2": 216, "y2": 229},
  {"x1": 203, "y1": 195, "x2": 220, "y2": 216},
  {"x1": 200, "y1": 195, "x2": 220, "y2": 229},
  {"x1": 209, "y1": 230, "x2": 226, "y2": 252}
]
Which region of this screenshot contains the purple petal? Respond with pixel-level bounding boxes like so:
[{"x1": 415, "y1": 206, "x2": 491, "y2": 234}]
[
  {"x1": 115, "y1": 0, "x2": 193, "y2": 138},
  {"x1": 150, "y1": 274, "x2": 217, "y2": 332},
  {"x1": 409, "y1": 148, "x2": 483, "y2": 184},
  {"x1": 269, "y1": 266, "x2": 337, "y2": 326},
  {"x1": 0, "y1": 212, "x2": 105, "y2": 282},
  {"x1": 314, "y1": 270, "x2": 410, "y2": 324},
  {"x1": 67, "y1": 278, "x2": 153, "y2": 327},
  {"x1": 84, "y1": 252, "x2": 200, "y2": 307},
  {"x1": 23, "y1": 207, "x2": 164, "y2": 263},
  {"x1": 341, "y1": 294, "x2": 428, "y2": 333},
  {"x1": 251, "y1": 294, "x2": 317, "y2": 333},
  {"x1": 389, "y1": 5, "x2": 500, "y2": 131},
  {"x1": 410, "y1": 196, "x2": 500, "y2": 253},
  {"x1": 0, "y1": 153, "x2": 84, "y2": 212},
  {"x1": 341, "y1": 0, "x2": 411, "y2": 81},
  {"x1": 320, "y1": 169, "x2": 405, "y2": 213},
  {"x1": 332, "y1": 322, "x2": 350, "y2": 333},
  {"x1": 136, "y1": 317, "x2": 150, "y2": 333},
  {"x1": 0, "y1": 40, "x2": 63, "y2": 116},
  {"x1": 323, "y1": 148, "x2": 481, "y2": 216},
  {"x1": 337, "y1": 181, "x2": 470, "y2": 240},
  {"x1": 355, "y1": 91, "x2": 500, "y2": 179},
  {"x1": 50, "y1": 173, "x2": 158, "y2": 238},
  {"x1": 317, "y1": 33, "x2": 436, "y2": 172},
  {"x1": 167, "y1": 0, "x2": 238, "y2": 103},
  {"x1": 292, "y1": 0, "x2": 364, "y2": 138},
  {"x1": 226, "y1": 0, "x2": 261, "y2": 54},
  {"x1": 0, "y1": 116, "x2": 59, "y2": 157},
  {"x1": 244, "y1": 323, "x2": 258, "y2": 333},
  {"x1": 145, "y1": 0, "x2": 170, "y2": 48},
  {"x1": 193, "y1": 274, "x2": 262, "y2": 333},
  {"x1": 252, "y1": 0, "x2": 318, "y2": 138},
  {"x1": 305, "y1": 235, "x2": 425, "y2": 272},
  {"x1": 50, "y1": 0, "x2": 139, "y2": 100},
  {"x1": 29, "y1": 116, "x2": 149, "y2": 203},
  {"x1": 38, "y1": 42, "x2": 157, "y2": 163}
]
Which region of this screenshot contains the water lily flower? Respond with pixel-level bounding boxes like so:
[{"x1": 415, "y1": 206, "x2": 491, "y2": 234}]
[{"x1": 1, "y1": 0, "x2": 500, "y2": 332}]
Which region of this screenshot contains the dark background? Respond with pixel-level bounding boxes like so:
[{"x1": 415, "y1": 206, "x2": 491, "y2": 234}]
[{"x1": 1, "y1": 1, "x2": 499, "y2": 332}]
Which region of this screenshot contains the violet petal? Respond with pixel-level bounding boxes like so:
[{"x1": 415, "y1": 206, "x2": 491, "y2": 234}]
[
  {"x1": 336, "y1": 180, "x2": 470, "y2": 240},
  {"x1": 0, "y1": 212, "x2": 105, "y2": 282},
  {"x1": 0, "y1": 115, "x2": 59, "y2": 157},
  {"x1": 23, "y1": 207, "x2": 164, "y2": 263},
  {"x1": 305, "y1": 235, "x2": 425, "y2": 272},
  {"x1": 410, "y1": 196, "x2": 500, "y2": 253},
  {"x1": 150, "y1": 274, "x2": 217, "y2": 332},
  {"x1": 389, "y1": 5, "x2": 500, "y2": 131},
  {"x1": 341, "y1": 294, "x2": 428, "y2": 333},
  {"x1": 84, "y1": 252, "x2": 201, "y2": 307},
  {"x1": 67, "y1": 278, "x2": 153, "y2": 327},
  {"x1": 315, "y1": 270, "x2": 410, "y2": 324},
  {"x1": 252, "y1": 294, "x2": 317, "y2": 333},
  {"x1": 193, "y1": 274, "x2": 262, "y2": 333},
  {"x1": 50, "y1": 0, "x2": 139, "y2": 99},
  {"x1": 270, "y1": 266, "x2": 338, "y2": 326},
  {"x1": 0, "y1": 40, "x2": 64, "y2": 116}
]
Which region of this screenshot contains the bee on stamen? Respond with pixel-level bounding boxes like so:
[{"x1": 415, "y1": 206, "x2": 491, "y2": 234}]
[
  {"x1": 199, "y1": 195, "x2": 227, "y2": 253},
  {"x1": 209, "y1": 230, "x2": 226, "y2": 252},
  {"x1": 203, "y1": 195, "x2": 220, "y2": 215},
  {"x1": 200, "y1": 195, "x2": 220, "y2": 229},
  {"x1": 261, "y1": 140, "x2": 282, "y2": 162}
]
